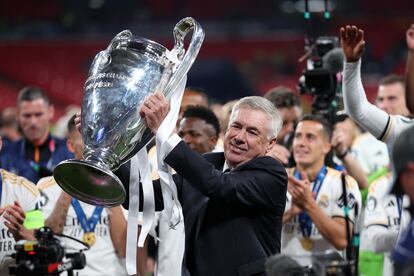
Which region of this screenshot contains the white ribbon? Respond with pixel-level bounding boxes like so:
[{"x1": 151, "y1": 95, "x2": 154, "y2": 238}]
[
  {"x1": 126, "y1": 153, "x2": 140, "y2": 275},
  {"x1": 125, "y1": 74, "x2": 187, "y2": 275},
  {"x1": 156, "y1": 76, "x2": 186, "y2": 228}
]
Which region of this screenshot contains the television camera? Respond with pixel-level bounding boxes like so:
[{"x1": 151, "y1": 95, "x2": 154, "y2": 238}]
[
  {"x1": 298, "y1": 36, "x2": 344, "y2": 124},
  {"x1": 8, "y1": 227, "x2": 87, "y2": 276}
]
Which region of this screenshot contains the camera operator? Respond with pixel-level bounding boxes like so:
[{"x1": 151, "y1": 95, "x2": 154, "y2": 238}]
[
  {"x1": 0, "y1": 135, "x2": 40, "y2": 276},
  {"x1": 264, "y1": 86, "x2": 302, "y2": 166},
  {"x1": 282, "y1": 115, "x2": 361, "y2": 266},
  {"x1": 36, "y1": 116, "x2": 128, "y2": 276}
]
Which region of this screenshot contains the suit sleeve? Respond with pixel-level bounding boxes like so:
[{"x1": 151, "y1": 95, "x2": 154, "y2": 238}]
[{"x1": 165, "y1": 141, "x2": 287, "y2": 211}]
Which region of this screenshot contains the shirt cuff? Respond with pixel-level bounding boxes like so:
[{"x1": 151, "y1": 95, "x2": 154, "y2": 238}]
[
  {"x1": 344, "y1": 59, "x2": 361, "y2": 70},
  {"x1": 162, "y1": 133, "x2": 182, "y2": 159}
]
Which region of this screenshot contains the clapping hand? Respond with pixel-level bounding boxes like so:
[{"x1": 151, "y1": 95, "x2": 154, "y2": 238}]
[
  {"x1": 1, "y1": 201, "x2": 35, "y2": 241},
  {"x1": 288, "y1": 173, "x2": 313, "y2": 210}
]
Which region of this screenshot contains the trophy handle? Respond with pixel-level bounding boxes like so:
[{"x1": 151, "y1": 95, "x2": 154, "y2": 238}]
[{"x1": 163, "y1": 17, "x2": 205, "y2": 98}]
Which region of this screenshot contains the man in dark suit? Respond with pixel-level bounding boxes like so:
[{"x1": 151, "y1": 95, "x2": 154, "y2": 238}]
[{"x1": 139, "y1": 94, "x2": 288, "y2": 276}]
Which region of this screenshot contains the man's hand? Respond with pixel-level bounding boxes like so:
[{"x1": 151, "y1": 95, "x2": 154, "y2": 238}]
[
  {"x1": 2, "y1": 201, "x2": 35, "y2": 241},
  {"x1": 331, "y1": 129, "x2": 350, "y2": 159},
  {"x1": 340, "y1": 25, "x2": 365, "y2": 63},
  {"x1": 266, "y1": 143, "x2": 290, "y2": 165},
  {"x1": 74, "y1": 112, "x2": 81, "y2": 132},
  {"x1": 288, "y1": 174, "x2": 313, "y2": 210},
  {"x1": 139, "y1": 93, "x2": 170, "y2": 134},
  {"x1": 407, "y1": 24, "x2": 414, "y2": 51}
]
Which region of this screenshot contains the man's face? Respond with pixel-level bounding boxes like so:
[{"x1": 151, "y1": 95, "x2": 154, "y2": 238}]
[
  {"x1": 334, "y1": 118, "x2": 356, "y2": 148},
  {"x1": 224, "y1": 107, "x2": 275, "y2": 168},
  {"x1": 67, "y1": 129, "x2": 83, "y2": 159},
  {"x1": 293, "y1": 120, "x2": 331, "y2": 168},
  {"x1": 277, "y1": 106, "x2": 301, "y2": 143},
  {"x1": 178, "y1": 117, "x2": 217, "y2": 154},
  {"x1": 179, "y1": 91, "x2": 209, "y2": 120},
  {"x1": 376, "y1": 83, "x2": 410, "y2": 116},
  {"x1": 18, "y1": 99, "x2": 53, "y2": 144}
]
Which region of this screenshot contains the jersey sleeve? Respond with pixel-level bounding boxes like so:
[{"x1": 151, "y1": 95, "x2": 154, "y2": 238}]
[
  {"x1": 380, "y1": 115, "x2": 414, "y2": 150},
  {"x1": 364, "y1": 175, "x2": 392, "y2": 228}
]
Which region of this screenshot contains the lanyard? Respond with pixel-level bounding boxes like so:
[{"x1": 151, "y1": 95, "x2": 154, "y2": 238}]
[
  {"x1": 0, "y1": 174, "x2": 2, "y2": 206},
  {"x1": 71, "y1": 198, "x2": 104, "y2": 233},
  {"x1": 397, "y1": 195, "x2": 403, "y2": 224},
  {"x1": 22, "y1": 137, "x2": 55, "y2": 172},
  {"x1": 294, "y1": 166, "x2": 327, "y2": 237}
]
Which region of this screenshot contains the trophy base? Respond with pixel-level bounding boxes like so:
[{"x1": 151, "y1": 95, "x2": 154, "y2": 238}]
[{"x1": 53, "y1": 159, "x2": 126, "y2": 207}]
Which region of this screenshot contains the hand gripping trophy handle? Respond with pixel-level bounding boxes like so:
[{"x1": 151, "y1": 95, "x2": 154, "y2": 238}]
[{"x1": 53, "y1": 18, "x2": 204, "y2": 207}]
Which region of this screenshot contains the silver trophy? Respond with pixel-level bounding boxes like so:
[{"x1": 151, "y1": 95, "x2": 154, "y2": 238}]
[{"x1": 53, "y1": 17, "x2": 204, "y2": 207}]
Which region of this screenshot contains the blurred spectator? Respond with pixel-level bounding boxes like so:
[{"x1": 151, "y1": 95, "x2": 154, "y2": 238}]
[
  {"x1": 363, "y1": 172, "x2": 410, "y2": 276},
  {"x1": 264, "y1": 86, "x2": 301, "y2": 144},
  {"x1": 264, "y1": 86, "x2": 301, "y2": 165},
  {"x1": 52, "y1": 105, "x2": 81, "y2": 138},
  {"x1": 405, "y1": 24, "x2": 414, "y2": 114},
  {"x1": 0, "y1": 86, "x2": 73, "y2": 183},
  {"x1": 216, "y1": 99, "x2": 237, "y2": 151},
  {"x1": 0, "y1": 107, "x2": 21, "y2": 149},
  {"x1": 282, "y1": 115, "x2": 361, "y2": 266},
  {"x1": 376, "y1": 75, "x2": 410, "y2": 117},
  {"x1": 178, "y1": 87, "x2": 209, "y2": 121},
  {"x1": 0, "y1": 135, "x2": 39, "y2": 275},
  {"x1": 208, "y1": 99, "x2": 223, "y2": 123},
  {"x1": 388, "y1": 125, "x2": 414, "y2": 275},
  {"x1": 333, "y1": 115, "x2": 389, "y2": 177},
  {"x1": 37, "y1": 115, "x2": 128, "y2": 276}
]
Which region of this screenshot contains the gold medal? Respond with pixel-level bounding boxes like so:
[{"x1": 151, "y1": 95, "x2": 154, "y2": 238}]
[
  {"x1": 300, "y1": 237, "x2": 313, "y2": 251},
  {"x1": 83, "y1": 232, "x2": 96, "y2": 246}
]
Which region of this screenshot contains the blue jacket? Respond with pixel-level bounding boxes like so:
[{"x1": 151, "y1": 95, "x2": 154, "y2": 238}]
[{"x1": 0, "y1": 135, "x2": 73, "y2": 183}]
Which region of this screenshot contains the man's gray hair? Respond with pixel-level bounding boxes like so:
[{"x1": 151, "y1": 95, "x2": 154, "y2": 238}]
[{"x1": 229, "y1": 96, "x2": 282, "y2": 139}]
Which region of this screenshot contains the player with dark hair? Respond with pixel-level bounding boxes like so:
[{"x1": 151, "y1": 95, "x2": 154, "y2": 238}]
[{"x1": 178, "y1": 106, "x2": 220, "y2": 154}]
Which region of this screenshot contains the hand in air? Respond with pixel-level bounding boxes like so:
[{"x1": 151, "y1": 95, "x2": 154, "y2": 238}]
[{"x1": 340, "y1": 25, "x2": 365, "y2": 63}]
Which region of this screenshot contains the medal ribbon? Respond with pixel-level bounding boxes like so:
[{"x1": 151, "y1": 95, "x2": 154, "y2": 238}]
[
  {"x1": 23, "y1": 137, "x2": 56, "y2": 173},
  {"x1": 0, "y1": 173, "x2": 2, "y2": 206},
  {"x1": 294, "y1": 166, "x2": 327, "y2": 238},
  {"x1": 397, "y1": 195, "x2": 403, "y2": 224},
  {"x1": 71, "y1": 198, "x2": 103, "y2": 233}
]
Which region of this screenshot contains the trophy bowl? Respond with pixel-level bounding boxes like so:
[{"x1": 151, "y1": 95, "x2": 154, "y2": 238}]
[{"x1": 54, "y1": 17, "x2": 204, "y2": 206}]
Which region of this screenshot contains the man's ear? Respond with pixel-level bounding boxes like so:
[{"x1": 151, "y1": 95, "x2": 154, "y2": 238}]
[
  {"x1": 209, "y1": 136, "x2": 218, "y2": 151},
  {"x1": 323, "y1": 141, "x2": 332, "y2": 155},
  {"x1": 66, "y1": 139, "x2": 75, "y2": 154},
  {"x1": 48, "y1": 105, "x2": 55, "y2": 121},
  {"x1": 266, "y1": 138, "x2": 277, "y2": 153}
]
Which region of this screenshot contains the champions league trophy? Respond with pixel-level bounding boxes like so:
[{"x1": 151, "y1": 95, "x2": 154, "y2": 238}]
[{"x1": 54, "y1": 17, "x2": 204, "y2": 207}]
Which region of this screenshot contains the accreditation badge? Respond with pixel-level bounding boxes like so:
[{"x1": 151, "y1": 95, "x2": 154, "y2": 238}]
[
  {"x1": 300, "y1": 237, "x2": 313, "y2": 251},
  {"x1": 83, "y1": 232, "x2": 96, "y2": 246}
]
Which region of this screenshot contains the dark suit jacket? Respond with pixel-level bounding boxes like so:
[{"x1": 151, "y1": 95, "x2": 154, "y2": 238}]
[{"x1": 164, "y1": 141, "x2": 288, "y2": 276}]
